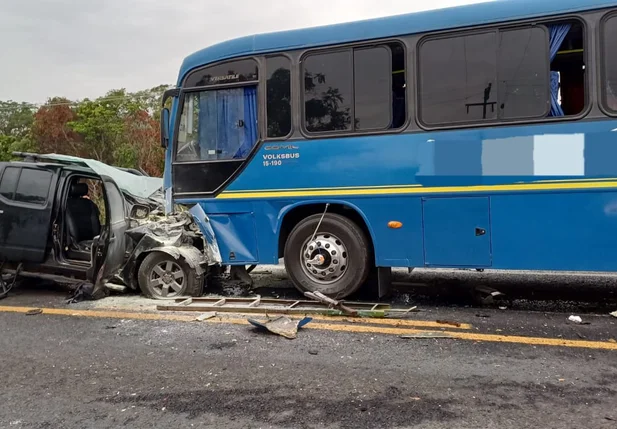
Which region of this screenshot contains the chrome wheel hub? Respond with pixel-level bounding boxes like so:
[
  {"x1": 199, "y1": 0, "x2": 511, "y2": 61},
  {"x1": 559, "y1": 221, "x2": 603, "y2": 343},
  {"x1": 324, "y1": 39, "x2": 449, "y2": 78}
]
[
  {"x1": 300, "y1": 233, "x2": 348, "y2": 284},
  {"x1": 148, "y1": 261, "x2": 185, "y2": 297}
]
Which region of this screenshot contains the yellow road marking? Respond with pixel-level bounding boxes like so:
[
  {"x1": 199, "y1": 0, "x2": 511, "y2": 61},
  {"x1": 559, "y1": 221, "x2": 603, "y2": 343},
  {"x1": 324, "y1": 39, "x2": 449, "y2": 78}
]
[
  {"x1": 0, "y1": 305, "x2": 471, "y2": 330},
  {"x1": 1, "y1": 305, "x2": 616, "y2": 350}
]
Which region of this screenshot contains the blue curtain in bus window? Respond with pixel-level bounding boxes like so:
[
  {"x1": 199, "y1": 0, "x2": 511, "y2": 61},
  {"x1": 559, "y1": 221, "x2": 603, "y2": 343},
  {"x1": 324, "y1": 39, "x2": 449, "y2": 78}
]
[
  {"x1": 548, "y1": 23, "x2": 571, "y2": 117},
  {"x1": 234, "y1": 86, "x2": 258, "y2": 159},
  {"x1": 198, "y1": 91, "x2": 217, "y2": 160},
  {"x1": 198, "y1": 87, "x2": 257, "y2": 160}
]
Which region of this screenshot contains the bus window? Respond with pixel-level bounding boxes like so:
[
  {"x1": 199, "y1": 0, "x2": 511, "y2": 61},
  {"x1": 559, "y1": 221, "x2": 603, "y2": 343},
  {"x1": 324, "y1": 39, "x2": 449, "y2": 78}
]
[
  {"x1": 547, "y1": 20, "x2": 585, "y2": 117},
  {"x1": 602, "y1": 15, "x2": 617, "y2": 112},
  {"x1": 419, "y1": 31, "x2": 498, "y2": 125},
  {"x1": 176, "y1": 87, "x2": 258, "y2": 162},
  {"x1": 266, "y1": 56, "x2": 292, "y2": 138},
  {"x1": 497, "y1": 27, "x2": 549, "y2": 119},
  {"x1": 390, "y1": 42, "x2": 406, "y2": 129},
  {"x1": 419, "y1": 21, "x2": 584, "y2": 126},
  {"x1": 304, "y1": 50, "x2": 353, "y2": 133},
  {"x1": 354, "y1": 46, "x2": 392, "y2": 130},
  {"x1": 184, "y1": 58, "x2": 258, "y2": 88},
  {"x1": 303, "y1": 42, "x2": 405, "y2": 134}
]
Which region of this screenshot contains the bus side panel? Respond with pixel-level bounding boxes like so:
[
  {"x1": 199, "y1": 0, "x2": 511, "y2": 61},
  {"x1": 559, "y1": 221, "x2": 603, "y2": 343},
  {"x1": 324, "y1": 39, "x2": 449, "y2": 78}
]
[
  {"x1": 490, "y1": 191, "x2": 617, "y2": 271},
  {"x1": 347, "y1": 197, "x2": 425, "y2": 267},
  {"x1": 208, "y1": 213, "x2": 260, "y2": 264},
  {"x1": 199, "y1": 197, "x2": 426, "y2": 268}
]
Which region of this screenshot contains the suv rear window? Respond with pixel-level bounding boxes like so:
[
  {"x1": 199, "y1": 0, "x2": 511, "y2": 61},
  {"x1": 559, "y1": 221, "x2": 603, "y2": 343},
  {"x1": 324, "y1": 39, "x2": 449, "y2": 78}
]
[
  {"x1": 0, "y1": 167, "x2": 20, "y2": 200},
  {"x1": 0, "y1": 167, "x2": 52, "y2": 205},
  {"x1": 15, "y1": 169, "x2": 53, "y2": 205}
]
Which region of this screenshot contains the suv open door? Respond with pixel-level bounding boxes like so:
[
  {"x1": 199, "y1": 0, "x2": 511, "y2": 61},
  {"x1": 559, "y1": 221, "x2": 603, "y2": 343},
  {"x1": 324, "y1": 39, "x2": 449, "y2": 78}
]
[{"x1": 88, "y1": 175, "x2": 128, "y2": 295}]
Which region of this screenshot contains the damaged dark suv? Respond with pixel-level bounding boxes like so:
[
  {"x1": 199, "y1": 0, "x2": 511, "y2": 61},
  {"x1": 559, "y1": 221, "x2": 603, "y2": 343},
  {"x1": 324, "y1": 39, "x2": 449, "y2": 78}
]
[{"x1": 0, "y1": 153, "x2": 219, "y2": 300}]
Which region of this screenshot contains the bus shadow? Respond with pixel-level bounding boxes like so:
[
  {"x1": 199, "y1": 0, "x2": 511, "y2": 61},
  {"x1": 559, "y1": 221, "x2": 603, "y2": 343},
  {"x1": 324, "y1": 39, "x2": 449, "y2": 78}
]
[{"x1": 387, "y1": 269, "x2": 617, "y2": 314}]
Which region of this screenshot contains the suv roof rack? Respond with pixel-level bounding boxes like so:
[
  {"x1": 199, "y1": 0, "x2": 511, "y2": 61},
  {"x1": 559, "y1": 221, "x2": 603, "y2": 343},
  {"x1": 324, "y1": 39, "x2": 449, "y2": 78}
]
[{"x1": 11, "y1": 152, "x2": 148, "y2": 176}]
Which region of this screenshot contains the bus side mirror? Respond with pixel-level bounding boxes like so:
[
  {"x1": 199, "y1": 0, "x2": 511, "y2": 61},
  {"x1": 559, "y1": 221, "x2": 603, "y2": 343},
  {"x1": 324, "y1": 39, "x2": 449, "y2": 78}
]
[{"x1": 161, "y1": 108, "x2": 170, "y2": 149}]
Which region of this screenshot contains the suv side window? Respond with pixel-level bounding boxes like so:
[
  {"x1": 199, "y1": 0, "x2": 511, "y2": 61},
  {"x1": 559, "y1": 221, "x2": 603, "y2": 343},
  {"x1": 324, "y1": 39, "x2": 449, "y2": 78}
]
[
  {"x1": 0, "y1": 167, "x2": 20, "y2": 200},
  {"x1": 15, "y1": 168, "x2": 53, "y2": 205}
]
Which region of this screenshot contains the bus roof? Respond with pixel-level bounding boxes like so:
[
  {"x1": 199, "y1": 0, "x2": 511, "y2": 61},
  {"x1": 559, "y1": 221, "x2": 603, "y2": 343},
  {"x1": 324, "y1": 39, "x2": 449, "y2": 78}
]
[{"x1": 178, "y1": 0, "x2": 617, "y2": 84}]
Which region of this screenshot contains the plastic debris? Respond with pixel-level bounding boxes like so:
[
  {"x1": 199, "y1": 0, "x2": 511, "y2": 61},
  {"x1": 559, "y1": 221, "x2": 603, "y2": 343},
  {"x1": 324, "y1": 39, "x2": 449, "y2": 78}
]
[
  {"x1": 610, "y1": 311, "x2": 617, "y2": 318},
  {"x1": 568, "y1": 315, "x2": 583, "y2": 324},
  {"x1": 195, "y1": 312, "x2": 217, "y2": 321},
  {"x1": 248, "y1": 315, "x2": 312, "y2": 339}
]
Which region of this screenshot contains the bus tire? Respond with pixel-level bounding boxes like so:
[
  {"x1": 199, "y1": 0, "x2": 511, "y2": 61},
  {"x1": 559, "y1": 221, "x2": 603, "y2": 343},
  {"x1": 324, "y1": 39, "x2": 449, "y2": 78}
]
[{"x1": 284, "y1": 213, "x2": 370, "y2": 299}]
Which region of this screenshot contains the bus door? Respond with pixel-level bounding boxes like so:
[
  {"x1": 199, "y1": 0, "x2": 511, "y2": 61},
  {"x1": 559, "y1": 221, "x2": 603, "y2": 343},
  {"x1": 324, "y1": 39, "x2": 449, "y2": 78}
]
[{"x1": 171, "y1": 86, "x2": 259, "y2": 197}]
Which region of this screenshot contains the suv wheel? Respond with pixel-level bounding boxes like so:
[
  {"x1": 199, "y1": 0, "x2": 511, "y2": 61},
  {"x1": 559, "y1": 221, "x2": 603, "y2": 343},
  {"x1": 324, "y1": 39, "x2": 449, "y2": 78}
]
[{"x1": 137, "y1": 252, "x2": 202, "y2": 299}]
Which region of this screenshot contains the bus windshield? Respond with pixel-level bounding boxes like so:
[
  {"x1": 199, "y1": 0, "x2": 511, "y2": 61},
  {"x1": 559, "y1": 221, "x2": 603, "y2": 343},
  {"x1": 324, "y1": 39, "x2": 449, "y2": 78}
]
[{"x1": 176, "y1": 87, "x2": 258, "y2": 162}]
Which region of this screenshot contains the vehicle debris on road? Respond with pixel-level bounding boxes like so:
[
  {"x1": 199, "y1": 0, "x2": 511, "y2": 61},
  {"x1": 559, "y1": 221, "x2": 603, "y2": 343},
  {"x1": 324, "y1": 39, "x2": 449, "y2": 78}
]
[
  {"x1": 155, "y1": 296, "x2": 393, "y2": 317},
  {"x1": 610, "y1": 310, "x2": 617, "y2": 318},
  {"x1": 247, "y1": 315, "x2": 312, "y2": 339},
  {"x1": 195, "y1": 312, "x2": 217, "y2": 321},
  {"x1": 568, "y1": 315, "x2": 583, "y2": 324},
  {"x1": 304, "y1": 291, "x2": 361, "y2": 316}
]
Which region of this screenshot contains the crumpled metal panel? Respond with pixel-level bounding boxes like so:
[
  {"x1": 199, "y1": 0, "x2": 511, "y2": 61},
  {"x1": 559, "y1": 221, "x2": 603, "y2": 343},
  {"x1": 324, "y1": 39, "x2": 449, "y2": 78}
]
[
  {"x1": 118, "y1": 211, "x2": 213, "y2": 290},
  {"x1": 188, "y1": 204, "x2": 222, "y2": 265}
]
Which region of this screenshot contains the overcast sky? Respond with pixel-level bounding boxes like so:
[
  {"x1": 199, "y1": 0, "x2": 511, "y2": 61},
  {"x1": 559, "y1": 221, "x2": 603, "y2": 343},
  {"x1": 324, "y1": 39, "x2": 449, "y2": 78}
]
[{"x1": 0, "y1": 0, "x2": 488, "y2": 104}]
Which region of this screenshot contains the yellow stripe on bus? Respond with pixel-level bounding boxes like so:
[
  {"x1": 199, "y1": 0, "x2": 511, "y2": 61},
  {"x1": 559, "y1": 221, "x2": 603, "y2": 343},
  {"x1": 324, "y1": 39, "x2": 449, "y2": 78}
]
[{"x1": 216, "y1": 180, "x2": 617, "y2": 200}]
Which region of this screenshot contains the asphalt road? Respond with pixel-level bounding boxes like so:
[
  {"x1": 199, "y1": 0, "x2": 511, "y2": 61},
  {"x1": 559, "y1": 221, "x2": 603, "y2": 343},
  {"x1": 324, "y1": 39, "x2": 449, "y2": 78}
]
[
  {"x1": 1, "y1": 303, "x2": 616, "y2": 428},
  {"x1": 2, "y1": 268, "x2": 617, "y2": 428}
]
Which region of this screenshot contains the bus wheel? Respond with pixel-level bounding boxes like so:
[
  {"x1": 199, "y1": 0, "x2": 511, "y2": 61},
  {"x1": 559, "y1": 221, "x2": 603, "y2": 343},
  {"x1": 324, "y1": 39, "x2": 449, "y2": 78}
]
[{"x1": 284, "y1": 213, "x2": 370, "y2": 299}]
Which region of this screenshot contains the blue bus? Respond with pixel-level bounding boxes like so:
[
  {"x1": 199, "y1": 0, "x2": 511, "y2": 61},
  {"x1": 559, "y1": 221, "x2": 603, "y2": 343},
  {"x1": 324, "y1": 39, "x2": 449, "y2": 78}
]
[{"x1": 159, "y1": 0, "x2": 617, "y2": 299}]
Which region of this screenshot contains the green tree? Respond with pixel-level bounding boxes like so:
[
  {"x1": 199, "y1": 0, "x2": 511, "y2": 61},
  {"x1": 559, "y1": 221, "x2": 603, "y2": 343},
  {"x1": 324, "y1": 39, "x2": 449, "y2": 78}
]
[
  {"x1": 0, "y1": 101, "x2": 36, "y2": 161},
  {"x1": 69, "y1": 89, "x2": 140, "y2": 164}
]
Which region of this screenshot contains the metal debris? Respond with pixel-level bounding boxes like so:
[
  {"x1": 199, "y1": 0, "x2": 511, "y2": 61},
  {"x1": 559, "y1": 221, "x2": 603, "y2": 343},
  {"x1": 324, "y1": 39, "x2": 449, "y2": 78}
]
[
  {"x1": 474, "y1": 285, "x2": 505, "y2": 305},
  {"x1": 25, "y1": 308, "x2": 43, "y2": 316},
  {"x1": 247, "y1": 316, "x2": 312, "y2": 339},
  {"x1": 156, "y1": 296, "x2": 391, "y2": 317},
  {"x1": 304, "y1": 291, "x2": 361, "y2": 317},
  {"x1": 610, "y1": 311, "x2": 617, "y2": 318}
]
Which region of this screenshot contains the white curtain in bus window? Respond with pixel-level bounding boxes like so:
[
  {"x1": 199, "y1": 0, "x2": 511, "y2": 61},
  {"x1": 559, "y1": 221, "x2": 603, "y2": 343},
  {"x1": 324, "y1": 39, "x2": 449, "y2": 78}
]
[
  {"x1": 419, "y1": 32, "x2": 498, "y2": 125},
  {"x1": 603, "y1": 15, "x2": 617, "y2": 112},
  {"x1": 176, "y1": 88, "x2": 258, "y2": 162}
]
